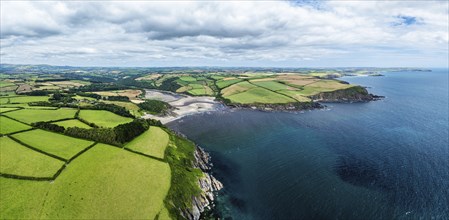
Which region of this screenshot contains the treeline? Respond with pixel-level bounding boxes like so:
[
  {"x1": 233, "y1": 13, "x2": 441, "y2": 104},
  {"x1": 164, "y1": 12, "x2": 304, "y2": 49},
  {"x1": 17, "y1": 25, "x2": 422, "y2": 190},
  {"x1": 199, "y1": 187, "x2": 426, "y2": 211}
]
[
  {"x1": 117, "y1": 76, "x2": 156, "y2": 89},
  {"x1": 32, "y1": 119, "x2": 163, "y2": 146},
  {"x1": 158, "y1": 77, "x2": 182, "y2": 92},
  {"x1": 82, "y1": 103, "x2": 134, "y2": 118},
  {"x1": 137, "y1": 99, "x2": 170, "y2": 115},
  {"x1": 71, "y1": 83, "x2": 129, "y2": 92}
]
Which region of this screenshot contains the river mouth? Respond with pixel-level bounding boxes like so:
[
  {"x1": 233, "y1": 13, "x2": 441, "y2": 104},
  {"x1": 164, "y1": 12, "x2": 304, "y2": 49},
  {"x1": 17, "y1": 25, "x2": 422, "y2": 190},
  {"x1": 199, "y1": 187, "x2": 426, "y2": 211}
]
[{"x1": 143, "y1": 89, "x2": 224, "y2": 123}]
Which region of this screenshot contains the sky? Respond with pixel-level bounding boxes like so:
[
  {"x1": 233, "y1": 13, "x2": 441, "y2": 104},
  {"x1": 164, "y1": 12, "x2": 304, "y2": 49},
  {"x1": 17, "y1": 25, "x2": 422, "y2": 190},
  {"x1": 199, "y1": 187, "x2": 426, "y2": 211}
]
[{"x1": 1, "y1": 1, "x2": 448, "y2": 68}]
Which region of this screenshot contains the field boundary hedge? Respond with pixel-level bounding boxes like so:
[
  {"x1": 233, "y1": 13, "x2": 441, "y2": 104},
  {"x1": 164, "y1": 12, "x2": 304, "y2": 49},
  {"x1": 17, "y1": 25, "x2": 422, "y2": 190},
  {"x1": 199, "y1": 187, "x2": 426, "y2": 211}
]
[
  {"x1": 123, "y1": 148, "x2": 165, "y2": 163},
  {"x1": 0, "y1": 114, "x2": 32, "y2": 126},
  {"x1": 0, "y1": 143, "x2": 98, "y2": 182},
  {"x1": 7, "y1": 135, "x2": 68, "y2": 162}
]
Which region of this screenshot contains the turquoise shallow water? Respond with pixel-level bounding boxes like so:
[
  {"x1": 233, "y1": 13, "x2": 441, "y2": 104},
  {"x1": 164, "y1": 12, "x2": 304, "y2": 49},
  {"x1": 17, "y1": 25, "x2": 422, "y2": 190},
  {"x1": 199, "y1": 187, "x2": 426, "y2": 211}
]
[{"x1": 169, "y1": 69, "x2": 449, "y2": 219}]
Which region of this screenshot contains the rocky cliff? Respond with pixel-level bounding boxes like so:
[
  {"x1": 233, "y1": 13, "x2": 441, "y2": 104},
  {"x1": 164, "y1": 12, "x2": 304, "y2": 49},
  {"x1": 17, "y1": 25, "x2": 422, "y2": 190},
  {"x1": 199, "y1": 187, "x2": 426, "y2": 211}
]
[
  {"x1": 310, "y1": 86, "x2": 383, "y2": 103},
  {"x1": 180, "y1": 146, "x2": 223, "y2": 220}
]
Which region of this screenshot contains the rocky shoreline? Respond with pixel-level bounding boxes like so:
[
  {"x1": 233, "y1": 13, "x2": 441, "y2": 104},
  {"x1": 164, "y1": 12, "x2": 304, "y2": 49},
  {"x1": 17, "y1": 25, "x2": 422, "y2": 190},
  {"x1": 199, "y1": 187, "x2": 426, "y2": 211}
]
[
  {"x1": 224, "y1": 86, "x2": 383, "y2": 112},
  {"x1": 179, "y1": 145, "x2": 223, "y2": 220}
]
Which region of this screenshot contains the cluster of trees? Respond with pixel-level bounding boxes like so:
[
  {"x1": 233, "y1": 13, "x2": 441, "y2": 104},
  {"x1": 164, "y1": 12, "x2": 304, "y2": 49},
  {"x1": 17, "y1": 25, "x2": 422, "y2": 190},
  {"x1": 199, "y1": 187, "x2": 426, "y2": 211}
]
[
  {"x1": 64, "y1": 118, "x2": 162, "y2": 146},
  {"x1": 28, "y1": 101, "x2": 78, "y2": 108},
  {"x1": 82, "y1": 103, "x2": 134, "y2": 118},
  {"x1": 76, "y1": 92, "x2": 101, "y2": 100},
  {"x1": 35, "y1": 78, "x2": 68, "y2": 82},
  {"x1": 50, "y1": 92, "x2": 76, "y2": 103},
  {"x1": 137, "y1": 99, "x2": 170, "y2": 115},
  {"x1": 117, "y1": 76, "x2": 156, "y2": 89},
  {"x1": 106, "y1": 95, "x2": 129, "y2": 102},
  {"x1": 158, "y1": 77, "x2": 182, "y2": 92},
  {"x1": 23, "y1": 90, "x2": 52, "y2": 96},
  {"x1": 71, "y1": 83, "x2": 128, "y2": 92},
  {"x1": 32, "y1": 122, "x2": 65, "y2": 133}
]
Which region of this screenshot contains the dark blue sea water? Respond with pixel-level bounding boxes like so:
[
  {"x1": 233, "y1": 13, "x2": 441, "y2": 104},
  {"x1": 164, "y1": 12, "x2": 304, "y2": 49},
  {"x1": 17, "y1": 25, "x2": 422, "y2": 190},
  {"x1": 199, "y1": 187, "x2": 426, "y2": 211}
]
[{"x1": 169, "y1": 69, "x2": 449, "y2": 220}]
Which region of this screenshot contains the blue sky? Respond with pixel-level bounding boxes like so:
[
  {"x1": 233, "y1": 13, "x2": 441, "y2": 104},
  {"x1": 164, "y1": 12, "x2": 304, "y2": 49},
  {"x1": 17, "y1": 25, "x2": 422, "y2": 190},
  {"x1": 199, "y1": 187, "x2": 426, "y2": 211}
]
[{"x1": 1, "y1": 1, "x2": 448, "y2": 67}]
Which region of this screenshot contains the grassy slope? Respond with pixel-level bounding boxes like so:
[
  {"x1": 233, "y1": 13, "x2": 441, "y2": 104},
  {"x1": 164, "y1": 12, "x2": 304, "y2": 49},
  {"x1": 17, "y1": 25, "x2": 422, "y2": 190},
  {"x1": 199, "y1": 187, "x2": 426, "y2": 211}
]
[
  {"x1": 0, "y1": 116, "x2": 31, "y2": 134},
  {"x1": 78, "y1": 110, "x2": 133, "y2": 127},
  {"x1": 216, "y1": 78, "x2": 243, "y2": 89},
  {"x1": 53, "y1": 119, "x2": 92, "y2": 129},
  {"x1": 0, "y1": 136, "x2": 65, "y2": 177},
  {"x1": 125, "y1": 126, "x2": 169, "y2": 159},
  {"x1": 12, "y1": 129, "x2": 93, "y2": 160},
  {"x1": 164, "y1": 132, "x2": 203, "y2": 219},
  {"x1": 4, "y1": 108, "x2": 77, "y2": 124},
  {"x1": 226, "y1": 87, "x2": 296, "y2": 104},
  {"x1": 40, "y1": 144, "x2": 171, "y2": 219}
]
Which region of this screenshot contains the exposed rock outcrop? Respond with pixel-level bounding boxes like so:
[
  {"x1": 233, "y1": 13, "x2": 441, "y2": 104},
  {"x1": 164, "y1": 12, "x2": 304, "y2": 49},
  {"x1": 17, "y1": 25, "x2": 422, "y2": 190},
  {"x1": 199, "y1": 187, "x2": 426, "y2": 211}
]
[{"x1": 181, "y1": 146, "x2": 223, "y2": 220}]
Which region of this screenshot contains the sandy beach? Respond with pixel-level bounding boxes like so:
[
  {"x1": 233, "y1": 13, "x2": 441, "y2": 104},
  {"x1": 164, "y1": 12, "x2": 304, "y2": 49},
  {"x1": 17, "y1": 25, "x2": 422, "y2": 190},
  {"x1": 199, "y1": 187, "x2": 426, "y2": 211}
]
[{"x1": 142, "y1": 89, "x2": 223, "y2": 124}]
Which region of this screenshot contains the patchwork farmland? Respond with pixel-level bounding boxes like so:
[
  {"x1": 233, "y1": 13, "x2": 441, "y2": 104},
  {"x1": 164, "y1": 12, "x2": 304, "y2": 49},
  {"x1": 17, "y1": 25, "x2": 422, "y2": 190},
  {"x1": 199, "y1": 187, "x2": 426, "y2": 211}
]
[{"x1": 0, "y1": 94, "x2": 204, "y2": 219}]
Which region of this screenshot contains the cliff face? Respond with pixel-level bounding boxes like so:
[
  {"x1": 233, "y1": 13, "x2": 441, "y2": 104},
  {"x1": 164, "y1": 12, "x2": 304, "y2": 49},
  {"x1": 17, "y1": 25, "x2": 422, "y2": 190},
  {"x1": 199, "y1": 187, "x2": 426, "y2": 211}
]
[
  {"x1": 310, "y1": 86, "x2": 382, "y2": 103},
  {"x1": 181, "y1": 146, "x2": 223, "y2": 220}
]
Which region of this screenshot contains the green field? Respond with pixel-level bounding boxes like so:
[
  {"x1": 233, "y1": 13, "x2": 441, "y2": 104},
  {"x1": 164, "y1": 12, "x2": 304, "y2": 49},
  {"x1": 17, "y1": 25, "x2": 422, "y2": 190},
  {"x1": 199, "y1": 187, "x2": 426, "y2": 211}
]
[
  {"x1": 0, "y1": 178, "x2": 51, "y2": 219},
  {"x1": 126, "y1": 126, "x2": 169, "y2": 159},
  {"x1": 79, "y1": 110, "x2": 133, "y2": 127},
  {"x1": 53, "y1": 119, "x2": 91, "y2": 129},
  {"x1": 178, "y1": 76, "x2": 197, "y2": 82},
  {"x1": 0, "y1": 96, "x2": 49, "y2": 104},
  {"x1": 12, "y1": 129, "x2": 94, "y2": 160},
  {"x1": 276, "y1": 90, "x2": 311, "y2": 102},
  {"x1": 40, "y1": 144, "x2": 171, "y2": 219},
  {"x1": 0, "y1": 107, "x2": 19, "y2": 113},
  {"x1": 1, "y1": 144, "x2": 171, "y2": 219},
  {"x1": 4, "y1": 108, "x2": 77, "y2": 124},
  {"x1": 250, "y1": 80, "x2": 291, "y2": 91},
  {"x1": 0, "y1": 136, "x2": 64, "y2": 178},
  {"x1": 216, "y1": 78, "x2": 243, "y2": 88},
  {"x1": 0, "y1": 116, "x2": 31, "y2": 134},
  {"x1": 226, "y1": 87, "x2": 296, "y2": 104},
  {"x1": 0, "y1": 81, "x2": 16, "y2": 88},
  {"x1": 101, "y1": 100, "x2": 142, "y2": 116}
]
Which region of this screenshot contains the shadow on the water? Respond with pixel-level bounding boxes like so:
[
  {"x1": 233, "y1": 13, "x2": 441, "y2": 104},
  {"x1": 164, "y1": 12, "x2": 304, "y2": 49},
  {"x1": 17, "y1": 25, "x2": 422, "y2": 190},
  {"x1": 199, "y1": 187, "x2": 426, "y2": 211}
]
[
  {"x1": 335, "y1": 155, "x2": 394, "y2": 192},
  {"x1": 334, "y1": 154, "x2": 449, "y2": 217}
]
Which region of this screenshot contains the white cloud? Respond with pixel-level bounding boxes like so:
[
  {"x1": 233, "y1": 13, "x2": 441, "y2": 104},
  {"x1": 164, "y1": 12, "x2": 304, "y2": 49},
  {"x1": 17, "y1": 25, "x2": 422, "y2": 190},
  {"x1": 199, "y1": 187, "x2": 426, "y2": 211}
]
[{"x1": 0, "y1": 1, "x2": 447, "y2": 67}]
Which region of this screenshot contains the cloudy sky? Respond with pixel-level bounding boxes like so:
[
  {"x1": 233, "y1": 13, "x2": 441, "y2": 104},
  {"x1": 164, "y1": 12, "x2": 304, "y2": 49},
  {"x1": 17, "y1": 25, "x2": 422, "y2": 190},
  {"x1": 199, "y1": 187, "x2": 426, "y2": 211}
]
[{"x1": 1, "y1": 1, "x2": 448, "y2": 67}]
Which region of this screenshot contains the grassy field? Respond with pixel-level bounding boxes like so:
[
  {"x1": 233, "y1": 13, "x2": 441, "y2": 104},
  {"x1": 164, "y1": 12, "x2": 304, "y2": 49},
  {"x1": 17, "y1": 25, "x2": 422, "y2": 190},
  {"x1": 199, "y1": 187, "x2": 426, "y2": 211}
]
[
  {"x1": 12, "y1": 129, "x2": 94, "y2": 160},
  {"x1": 0, "y1": 178, "x2": 51, "y2": 219},
  {"x1": 126, "y1": 126, "x2": 169, "y2": 159},
  {"x1": 216, "y1": 78, "x2": 243, "y2": 89},
  {"x1": 276, "y1": 90, "x2": 311, "y2": 102},
  {"x1": 250, "y1": 80, "x2": 291, "y2": 91},
  {"x1": 0, "y1": 96, "x2": 49, "y2": 104},
  {"x1": 0, "y1": 80, "x2": 15, "y2": 88},
  {"x1": 40, "y1": 144, "x2": 171, "y2": 219},
  {"x1": 0, "y1": 136, "x2": 65, "y2": 178},
  {"x1": 226, "y1": 87, "x2": 296, "y2": 104},
  {"x1": 221, "y1": 81, "x2": 256, "y2": 96},
  {"x1": 4, "y1": 108, "x2": 77, "y2": 124},
  {"x1": 0, "y1": 116, "x2": 32, "y2": 134},
  {"x1": 101, "y1": 100, "x2": 142, "y2": 116},
  {"x1": 0, "y1": 107, "x2": 19, "y2": 113},
  {"x1": 53, "y1": 119, "x2": 92, "y2": 129},
  {"x1": 78, "y1": 110, "x2": 133, "y2": 127}
]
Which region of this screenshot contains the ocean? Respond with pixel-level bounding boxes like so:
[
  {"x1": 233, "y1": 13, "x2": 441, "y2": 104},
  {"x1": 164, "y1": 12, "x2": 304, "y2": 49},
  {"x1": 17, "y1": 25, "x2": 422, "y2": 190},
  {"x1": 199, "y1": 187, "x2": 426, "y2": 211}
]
[{"x1": 168, "y1": 69, "x2": 449, "y2": 219}]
